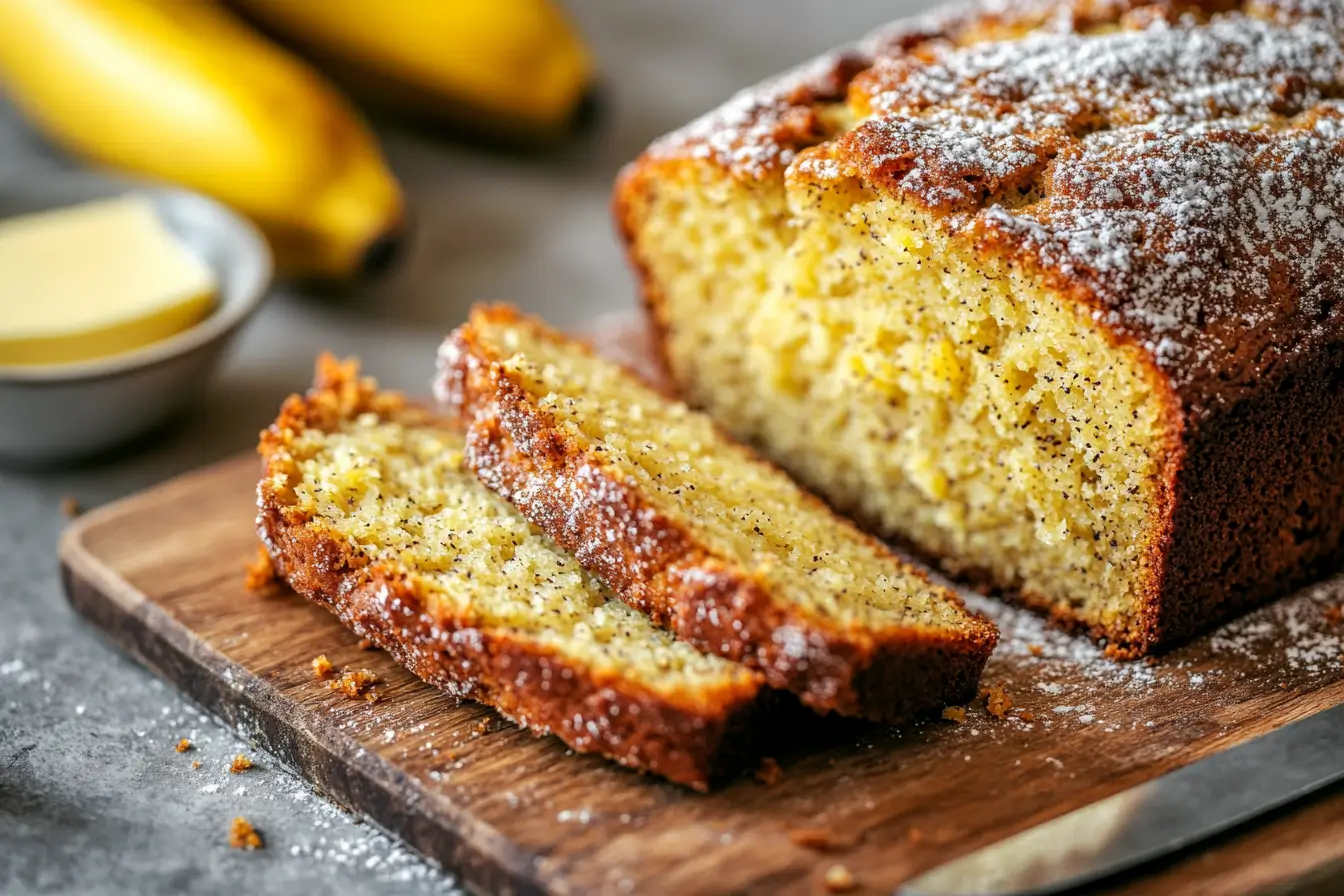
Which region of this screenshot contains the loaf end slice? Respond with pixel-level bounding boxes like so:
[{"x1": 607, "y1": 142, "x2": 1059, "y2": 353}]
[
  {"x1": 257, "y1": 355, "x2": 766, "y2": 790},
  {"x1": 436, "y1": 306, "x2": 998, "y2": 721}
]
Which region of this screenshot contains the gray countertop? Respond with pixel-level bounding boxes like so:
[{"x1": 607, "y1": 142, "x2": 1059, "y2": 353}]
[{"x1": 0, "y1": 3, "x2": 923, "y2": 893}]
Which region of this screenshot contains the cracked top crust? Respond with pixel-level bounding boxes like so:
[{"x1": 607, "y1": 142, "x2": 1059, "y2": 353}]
[{"x1": 637, "y1": 0, "x2": 1344, "y2": 426}]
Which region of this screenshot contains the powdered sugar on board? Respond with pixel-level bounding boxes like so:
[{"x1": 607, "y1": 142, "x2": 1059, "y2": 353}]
[
  {"x1": 967, "y1": 574, "x2": 1344, "y2": 679},
  {"x1": 925, "y1": 571, "x2": 1344, "y2": 744}
]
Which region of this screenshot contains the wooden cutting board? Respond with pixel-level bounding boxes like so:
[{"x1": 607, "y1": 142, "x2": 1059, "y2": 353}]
[{"x1": 58, "y1": 347, "x2": 1344, "y2": 895}]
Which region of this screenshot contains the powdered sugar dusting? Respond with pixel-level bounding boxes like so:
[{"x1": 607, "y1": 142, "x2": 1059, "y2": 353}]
[
  {"x1": 646, "y1": 0, "x2": 1344, "y2": 418},
  {"x1": 849, "y1": 5, "x2": 1344, "y2": 403},
  {"x1": 953, "y1": 569, "x2": 1344, "y2": 732},
  {"x1": 1208, "y1": 576, "x2": 1344, "y2": 672}
]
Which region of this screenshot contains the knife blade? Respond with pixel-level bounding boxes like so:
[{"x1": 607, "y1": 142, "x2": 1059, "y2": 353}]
[{"x1": 899, "y1": 702, "x2": 1344, "y2": 896}]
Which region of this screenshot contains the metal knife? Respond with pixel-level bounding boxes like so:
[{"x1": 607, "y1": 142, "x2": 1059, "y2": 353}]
[{"x1": 899, "y1": 702, "x2": 1344, "y2": 896}]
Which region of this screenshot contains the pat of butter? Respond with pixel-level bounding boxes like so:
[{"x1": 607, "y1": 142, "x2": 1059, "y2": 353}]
[{"x1": 0, "y1": 195, "x2": 217, "y2": 366}]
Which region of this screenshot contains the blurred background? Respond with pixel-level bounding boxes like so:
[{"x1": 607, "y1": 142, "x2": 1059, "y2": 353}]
[{"x1": 0, "y1": 0, "x2": 927, "y2": 469}]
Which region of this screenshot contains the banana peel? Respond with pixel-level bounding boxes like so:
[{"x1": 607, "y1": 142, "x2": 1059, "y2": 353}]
[{"x1": 229, "y1": 0, "x2": 601, "y2": 145}]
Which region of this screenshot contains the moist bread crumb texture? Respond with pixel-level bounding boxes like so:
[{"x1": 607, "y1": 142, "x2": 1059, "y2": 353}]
[
  {"x1": 615, "y1": 0, "x2": 1344, "y2": 655},
  {"x1": 437, "y1": 307, "x2": 997, "y2": 721},
  {"x1": 257, "y1": 357, "x2": 764, "y2": 790}
]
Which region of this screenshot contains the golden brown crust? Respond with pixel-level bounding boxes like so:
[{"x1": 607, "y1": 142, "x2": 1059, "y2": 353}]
[
  {"x1": 613, "y1": 0, "x2": 1344, "y2": 657},
  {"x1": 256, "y1": 355, "x2": 766, "y2": 790},
  {"x1": 436, "y1": 307, "x2": 998, "y2": 722}
]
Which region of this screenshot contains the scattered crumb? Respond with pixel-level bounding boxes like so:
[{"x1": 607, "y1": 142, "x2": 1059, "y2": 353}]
[
  {"x1": 357, "y1": 638, "x2": 376, "y2": 651},
  {"x1": 1027, "y1": 644, "x2": 1043, "y2": 657},
  {"x1": 243, "y1": 544, "x2": 278, "y2": 593},
  {"x1": 754, "y1": 757, "x2": 783, "y2": 787},
  {"x1": 1325, "y1": 604, "x2": 1344, "y2": 627},
  {"x1": 229, "y1": 816, "x2": 263, "y2": 850},
  {"x1": 907, "y1": 827, "x2": 925, "y2": 845},
  {"x1": 60, "y1": 496, "x2": 81, "y2": 518},
  {"x1": 941, "y1": 706, "x2": 966, "y2": 723},
  {"x1": 980, "y1": 683, "x2": 1013, "y2": 719},
  {"x1": 230, "y1": 754, "x2": 253, "y2": 774},
  {"x1": 1017, "y1": 710, "x2": 1037, "y2": 723},
  {"x1": 789, "y1": 827, "x2": 842, "y2": 852},
  {"x1": 330, "y1": 668, "x2": 379, "y2": 701},
  {"x1": 471, "y1": 718, "x2": 491, "y2": 737},
  {"x1": 311, "y1": 655, "x2": 333, "y2": 680},
  {"x1": 823, "y1": 863, "x2": 856, "y2": 893},
  {"x1": 174, "y1": 738, "x2": 192, "y2": 753},
  {"x1": 191, "y1": 761, "x2": 201, "y2": 770}
]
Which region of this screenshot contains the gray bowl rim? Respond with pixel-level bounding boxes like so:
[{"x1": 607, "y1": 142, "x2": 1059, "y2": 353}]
[{"x1": 0, "y1": 174, "x2": 272, "y2": 386}]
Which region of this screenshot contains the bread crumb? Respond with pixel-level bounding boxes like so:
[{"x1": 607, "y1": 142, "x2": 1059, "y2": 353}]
[
  {"x1": 60, "y1": 496, "x2": 81, "y2": 518},
  {"x1": 789, "y1": 827, "x2": 842, "y2": 851},
  {"x1": 230, "y1": 754, "x2": 253, "y2": 774},
  {"x1": 174, "y1": 738, "x2": 192, "y2": 753},
  {"x1": 980, "y1": 683, "x2": 1013, "y2": 719},
  {"x1": 229, "y1": 816, "x2": 262, "y2": 850},
  {"x1": 357, "y1": 638, "x2": 376, "y2": 651},
  {"x1": 941, "y1": 706, "x2": 966, "y2": 723},
  {"x1": 243, "y1": 544, "x2": 278, "y2": 593},
  {"x1": 191, "y1": 760, "x2": 201, "y2": 770},
  {"x1": 1027, "y1": 644, "x2": 1043, "y2": 657},
  {"x1": 754, "y1": 757, "x2": 783, "y2": 786},
  {"x1": 823, "y1": 863, "x2": 856, "y2": 892},
  {"x1": 311, "y1": 654, "x2": 333, "y2": 679},
  {"x1": 1018, "y1": 710, "x2": 1037, "y2": 722},
  {"x1": 330, "y1": 668, "x2": 379, "y2": 700},
  {"x1": 1324, "y1": 604, "x2": 1344, "y2": 626}
]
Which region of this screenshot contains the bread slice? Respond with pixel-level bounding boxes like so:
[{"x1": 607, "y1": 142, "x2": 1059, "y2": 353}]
[
  {"x1": 257, "y1": 356, "x2": 765, "y2": 790},
  {"x1": 436, "y1": 306, "x2": 997, "y2": 721}
]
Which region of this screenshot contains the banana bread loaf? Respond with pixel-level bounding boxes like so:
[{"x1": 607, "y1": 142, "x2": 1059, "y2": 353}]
[
  {"x1": 436, "y1": 306, "x2": 997, "y2": 721},
  {"x1": 614, "y1": 0, "x2": 1344, "y2": 656},
  {"x1": 257, "y1": 356, "x2": 766, "y2": 789}
]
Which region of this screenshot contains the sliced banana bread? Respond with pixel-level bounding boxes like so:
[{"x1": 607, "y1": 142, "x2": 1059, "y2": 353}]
[
  {"x1": 436, "y1": 306, "x2": 997, "y2": 721},
  {"x1": 613, "y1": 0, "x2": 1344, "y2": 655},
  {"x1": 257, "y1": 356, "x2": 765, "y2": 790}
]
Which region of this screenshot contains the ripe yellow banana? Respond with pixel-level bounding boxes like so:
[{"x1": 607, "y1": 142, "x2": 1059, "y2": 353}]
[
  {"x1": 0, "y1": 0, "x2": 405, "y2": 280},
  {"x1": 230, "y1": 0, "x2": 598, "y2": 142}
]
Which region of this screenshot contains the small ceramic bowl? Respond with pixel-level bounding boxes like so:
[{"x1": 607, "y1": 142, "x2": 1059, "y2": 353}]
[{"x1": 0, "y1": 175, "x2": 272, "y2": 466}]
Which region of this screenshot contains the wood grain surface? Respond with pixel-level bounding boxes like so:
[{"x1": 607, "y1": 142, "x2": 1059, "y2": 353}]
[{"x1": 56, "y1": 338, "x2": 1344, "y2": 894}]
